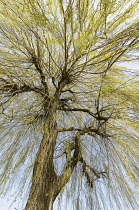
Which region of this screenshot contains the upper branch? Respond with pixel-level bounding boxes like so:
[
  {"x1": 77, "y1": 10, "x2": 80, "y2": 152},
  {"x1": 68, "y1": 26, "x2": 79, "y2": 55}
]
[
  {"x1": 31, "y1": 54, "x2": 49, "y2": 97},
  {"x1": 58, "y1": 126, "x2": 109, "y2": 138},
  {"x1": 59, "y1": 107, "x2": 109, "y2": 122},
  {"x1": 54, "y1": 71, "x2": 71, "y2": 99}
]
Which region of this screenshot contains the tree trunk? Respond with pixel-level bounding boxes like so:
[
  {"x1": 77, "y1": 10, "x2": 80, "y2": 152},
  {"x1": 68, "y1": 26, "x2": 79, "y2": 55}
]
[
  {"x1": 24, "y1": 116, "x2": 60, "y2": 210},
  {"x1": 24, "y1": 108, "x2": 80, "y2": 210}
]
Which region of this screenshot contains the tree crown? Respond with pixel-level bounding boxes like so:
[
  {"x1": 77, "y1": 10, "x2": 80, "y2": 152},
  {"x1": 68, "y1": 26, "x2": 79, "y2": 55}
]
[{"x1": 0, "y1": 0, "x2": 139, "y2": 209}]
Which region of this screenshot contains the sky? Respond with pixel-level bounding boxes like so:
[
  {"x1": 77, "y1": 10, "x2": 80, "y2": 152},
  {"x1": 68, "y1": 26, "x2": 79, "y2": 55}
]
[{"x1": 1, "y1": 0, "x2": 139, "y2": 209}]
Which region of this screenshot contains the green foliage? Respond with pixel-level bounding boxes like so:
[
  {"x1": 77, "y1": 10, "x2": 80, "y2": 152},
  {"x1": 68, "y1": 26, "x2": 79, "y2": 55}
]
[{"x1": 0, "y1": 0, "x2": 139, "y2": 209}]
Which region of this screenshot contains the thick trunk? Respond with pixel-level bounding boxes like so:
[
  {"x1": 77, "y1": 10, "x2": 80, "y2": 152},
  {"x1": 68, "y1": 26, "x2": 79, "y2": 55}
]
[
  {"x1": 24, "y1": 111, "x2": 80, "y2": 210},
  {"x1": 25, "y1": 117, "x2": 59, "y2": 210},
  {"x1": 25, "y1": 180, "x2": 58, "y2": 210}
]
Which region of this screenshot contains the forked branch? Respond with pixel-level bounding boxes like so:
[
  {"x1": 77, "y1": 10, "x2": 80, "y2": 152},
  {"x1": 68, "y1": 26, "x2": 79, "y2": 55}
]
[
  {"x1": 59, "y1": 107, "x2": 109, "y2": 122},
  {"x1": 58, "y1": 126, "x2": 109, "y2": 138},
  {"x1": 57, "y1": 133, "x2": 81, "y2": 189}
]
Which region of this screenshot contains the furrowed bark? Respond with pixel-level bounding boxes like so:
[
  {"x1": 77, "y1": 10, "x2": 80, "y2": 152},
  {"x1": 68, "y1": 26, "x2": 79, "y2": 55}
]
[
  {"x1": 24, "y1": 108, "x2": 80, "y2": 210},
  {"x1": 24, "y1": 113, "x2": 59, "y2": 210}
]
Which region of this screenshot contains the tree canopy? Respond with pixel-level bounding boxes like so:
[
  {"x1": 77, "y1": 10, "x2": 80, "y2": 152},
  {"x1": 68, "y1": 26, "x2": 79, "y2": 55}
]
[{"x1": 0, "y1": 0, "x2": 139, "y2": 209}]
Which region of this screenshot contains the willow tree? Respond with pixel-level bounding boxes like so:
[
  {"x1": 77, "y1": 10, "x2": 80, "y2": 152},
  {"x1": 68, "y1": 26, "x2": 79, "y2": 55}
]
[{"x1": 0, "y1": 0, "x2": 139, "y2": 209}]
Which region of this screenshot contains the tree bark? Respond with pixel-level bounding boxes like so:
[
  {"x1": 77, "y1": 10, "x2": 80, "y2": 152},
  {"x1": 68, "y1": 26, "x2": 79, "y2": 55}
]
[
  {"x1": 24, "y1": 114, "x2": 60, "y2": 210},
  {"x1": 24, "y1": 106, "x2": 80, "y2": 210}
]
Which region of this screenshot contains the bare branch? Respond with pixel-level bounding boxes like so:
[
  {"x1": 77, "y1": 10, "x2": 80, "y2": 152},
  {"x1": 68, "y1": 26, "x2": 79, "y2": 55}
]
[
  {"x1": 0, "y1": 79, "x2": 44, "y2": 96},
  {"x1": 30, "y1": 54, "x2": 49, "y2": 97},
  {"x1": 59, "y1": 108, "x2": 109, "y2": 121},
  {"x1": 80, "y1": 156, "x2": 107, "y2": 188},
  {"x1": 58, "y1": 126, "x2": 109, "y2": 138}
]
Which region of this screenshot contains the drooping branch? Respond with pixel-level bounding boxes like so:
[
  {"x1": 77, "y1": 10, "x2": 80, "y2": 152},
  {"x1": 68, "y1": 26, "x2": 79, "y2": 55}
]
[
  {"x1": 55, "y1": 132, "x2": 108, "y2": 190},
  {"x1": 0, "y1": 78, "x2": 44, "y2": 96},
  {"x1": 80, "y1": 155, "x2": 107, "y2": 188}
]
